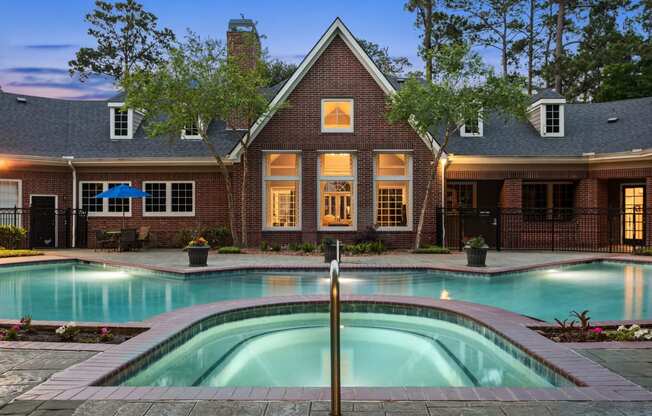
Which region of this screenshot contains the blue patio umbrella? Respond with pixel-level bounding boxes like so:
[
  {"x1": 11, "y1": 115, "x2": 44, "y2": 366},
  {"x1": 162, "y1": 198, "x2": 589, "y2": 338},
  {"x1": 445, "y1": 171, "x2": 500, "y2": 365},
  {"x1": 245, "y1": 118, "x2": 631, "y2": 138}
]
[{"x1": 95, "y1": 184, "x2": 151, "y2": 228}]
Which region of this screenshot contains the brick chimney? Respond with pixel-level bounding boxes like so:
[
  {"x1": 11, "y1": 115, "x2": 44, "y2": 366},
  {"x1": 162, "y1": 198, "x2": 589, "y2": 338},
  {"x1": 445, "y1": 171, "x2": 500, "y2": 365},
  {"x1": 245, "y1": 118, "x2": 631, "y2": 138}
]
[{"x1": 227, "y1": 18, "x2": 261, "y2": 71}]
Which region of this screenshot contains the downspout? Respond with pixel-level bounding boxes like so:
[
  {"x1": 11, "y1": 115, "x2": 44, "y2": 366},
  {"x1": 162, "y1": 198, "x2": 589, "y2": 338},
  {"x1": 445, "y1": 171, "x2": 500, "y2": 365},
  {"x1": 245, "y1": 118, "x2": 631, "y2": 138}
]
[
  {"x1": 65, "y1": 157, "x2": 76, "y2": 248},
  {"x1": 440, "y1": 156, "x2": 448, "y2": 247}
]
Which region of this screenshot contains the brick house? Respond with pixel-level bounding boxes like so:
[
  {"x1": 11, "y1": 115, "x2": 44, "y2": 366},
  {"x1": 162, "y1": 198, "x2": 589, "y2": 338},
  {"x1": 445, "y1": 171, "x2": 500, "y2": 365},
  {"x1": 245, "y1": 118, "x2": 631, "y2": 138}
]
[{"x1": 0, "y1": 18, "x2": 650, "y2": 250}]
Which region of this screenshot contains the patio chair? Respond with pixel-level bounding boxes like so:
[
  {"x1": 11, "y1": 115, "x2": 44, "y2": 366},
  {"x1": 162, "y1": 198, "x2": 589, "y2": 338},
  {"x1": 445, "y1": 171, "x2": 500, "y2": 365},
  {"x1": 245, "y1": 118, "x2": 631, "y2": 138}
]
[
  {"x1": 119, "y1": 229, "x2": 138, "y2": 252},
  {"x1": 95, "y1": 230, "x2": 116, "y2": 251},
  {"x1": 137, "y1": 226, "x2": 151, "y2": 249}
]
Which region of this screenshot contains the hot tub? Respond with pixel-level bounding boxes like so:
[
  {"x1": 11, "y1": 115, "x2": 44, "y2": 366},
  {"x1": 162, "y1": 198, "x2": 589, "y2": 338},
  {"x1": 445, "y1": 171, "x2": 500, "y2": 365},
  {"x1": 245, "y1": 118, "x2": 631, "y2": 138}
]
[{"x1": 112, "y1": 303, "x2": 571, "y2": 388}]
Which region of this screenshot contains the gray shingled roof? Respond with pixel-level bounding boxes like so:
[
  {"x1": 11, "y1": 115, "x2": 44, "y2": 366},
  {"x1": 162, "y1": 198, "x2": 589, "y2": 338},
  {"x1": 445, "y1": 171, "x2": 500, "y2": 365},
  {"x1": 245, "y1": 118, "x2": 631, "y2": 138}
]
[
  {"x1": 1, "y1": 87, "x2": 651, "y2": 160},
  {"x1": 445, "y1": 97, "x2": 652, "y2": 157},
  {"x1": 530, "y1": 88, "x2": 563, "y2": 103},
  {"x1": 0, "y1": 91, "x2": 243, "y2": 159}
]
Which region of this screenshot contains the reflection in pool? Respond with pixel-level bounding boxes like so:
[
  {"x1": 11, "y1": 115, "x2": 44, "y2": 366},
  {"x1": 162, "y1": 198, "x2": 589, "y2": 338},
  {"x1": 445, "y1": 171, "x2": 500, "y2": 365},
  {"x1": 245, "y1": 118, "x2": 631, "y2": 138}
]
[{"x1": 0, "y1": 261, "x2": 649, "y2": 322}]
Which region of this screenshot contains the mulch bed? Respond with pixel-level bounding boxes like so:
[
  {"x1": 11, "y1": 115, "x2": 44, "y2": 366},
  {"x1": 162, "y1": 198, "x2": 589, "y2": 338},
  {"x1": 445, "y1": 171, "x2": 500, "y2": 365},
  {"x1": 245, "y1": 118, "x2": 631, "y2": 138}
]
[
  {"x1": 535, "y1": 325, "x2": 652, "y2": 343},
  {"x1": 0, "y1": 324, "x2": 147, "y2": 344}
]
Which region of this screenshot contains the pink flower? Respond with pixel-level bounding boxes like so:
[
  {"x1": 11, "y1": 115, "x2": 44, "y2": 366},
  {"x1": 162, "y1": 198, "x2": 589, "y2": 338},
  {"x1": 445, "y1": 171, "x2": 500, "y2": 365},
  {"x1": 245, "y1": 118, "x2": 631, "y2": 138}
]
[
  {"x1": 591, "y1": 327, "x2": 604, "y2": 334},
  {"x1": 11, "y1": 324, "x2": 21, "y2": 331},
  {"x1": 100, "y1": 327, "x2": 110, "y2": 335}
]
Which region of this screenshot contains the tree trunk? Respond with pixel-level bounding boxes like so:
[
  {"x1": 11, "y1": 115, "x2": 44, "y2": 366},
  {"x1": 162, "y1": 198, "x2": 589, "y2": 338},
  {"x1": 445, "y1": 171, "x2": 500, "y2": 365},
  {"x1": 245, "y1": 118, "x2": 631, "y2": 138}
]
[
  {"x1": 413, "y1": 135, "x2": 448, "y2": 249},
  {"x1": 424, "y1": 0, "x2": 433, "y2": 82},
  {"x1": 527, "y1": 0, "x2": 535, "y2": 95},
  {"x1": 554, "y1": 0, "x2": 566, "y2": 93},
  {"x1": 202, "y1": 136, "x2": 240, "y2": 246},
  {"x1": 240, "y1": 147, "x2": 248, "y2": 247},
  {"x1": 502, "y1": 14, "x2": 509, "y2": 77}
]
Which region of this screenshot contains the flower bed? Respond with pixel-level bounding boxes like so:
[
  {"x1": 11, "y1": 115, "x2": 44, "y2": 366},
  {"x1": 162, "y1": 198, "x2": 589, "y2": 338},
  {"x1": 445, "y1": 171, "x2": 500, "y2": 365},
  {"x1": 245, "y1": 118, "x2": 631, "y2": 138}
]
[{"x1": 0, "y1": 318, "x2": 146, "y2": 344}]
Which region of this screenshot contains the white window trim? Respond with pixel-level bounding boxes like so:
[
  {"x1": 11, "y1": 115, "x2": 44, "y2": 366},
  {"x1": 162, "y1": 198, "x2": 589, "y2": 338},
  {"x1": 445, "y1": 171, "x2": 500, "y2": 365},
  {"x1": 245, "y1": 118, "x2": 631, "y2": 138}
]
[
  {"x1": 181, "y1": 118, "x2": 203, "y2": 140},
  {"x1": 373, "y1": 152, "x2": 413, "y2": 231},
  {"x1": 0, "y1": 179, "x2": 23, "y2": 209},
  {"x1": 79, "y1": 181, "x2": 132, "y2": 217},
  {"x1": 262, "y1": 151, "x2": 302, "y2": 231},
  {"x1": 321, "y1": 98, "x2": 354, "y2": 133},
  {"x1": 460, "y1": 118, "x2": 483, "y2": 137},
  {"x1": 540, "y1": 102, "x2": 565, "y2": 138},
  {"x1": 108, "y1": 103, "x2": 134, "y2": 140},
  {"x1": 317, "y1": 152, "x2": 357, "y2": 231},
  {"x1": 142, "y1": 181, "x2": 196, "y2": 217}
]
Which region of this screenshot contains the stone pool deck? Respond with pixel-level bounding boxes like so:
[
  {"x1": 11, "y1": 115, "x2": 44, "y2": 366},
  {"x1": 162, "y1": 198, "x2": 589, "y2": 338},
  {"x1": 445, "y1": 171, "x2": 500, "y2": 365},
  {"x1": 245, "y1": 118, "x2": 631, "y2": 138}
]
[{"x1": 31, "y1": 249, "x2": 652, "y2": 276}]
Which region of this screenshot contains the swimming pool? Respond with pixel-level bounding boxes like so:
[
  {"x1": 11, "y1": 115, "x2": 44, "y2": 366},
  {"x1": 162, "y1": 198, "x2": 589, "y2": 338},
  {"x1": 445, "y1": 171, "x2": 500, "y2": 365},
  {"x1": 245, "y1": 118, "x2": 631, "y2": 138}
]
[
  {"x1": 117, "y1": 310, "x2": 569, "y2": 388},
  {"x1": 0, "y1": 260, "x2": 649, "y2": 322}
]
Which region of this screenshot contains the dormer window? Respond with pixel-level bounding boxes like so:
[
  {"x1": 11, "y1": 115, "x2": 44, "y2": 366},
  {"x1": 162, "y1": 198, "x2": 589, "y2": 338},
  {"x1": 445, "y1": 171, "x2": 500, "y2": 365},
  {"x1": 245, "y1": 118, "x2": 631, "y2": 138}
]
[
  {"x1": 545, "y1": 104, "x2": 561, "y2": 134},
  {"x1": 182, "y1": 118, "x2": 201, "y2": 140},
  {"x1": 321, "y1": 99, "x2": 354, "y2": 133},
  {"x1": 109, "y1": 103, "x2": 133, "y2": 139},
  {"x1": 460, "y1": 117, "x2": 483, "y2": 137}
]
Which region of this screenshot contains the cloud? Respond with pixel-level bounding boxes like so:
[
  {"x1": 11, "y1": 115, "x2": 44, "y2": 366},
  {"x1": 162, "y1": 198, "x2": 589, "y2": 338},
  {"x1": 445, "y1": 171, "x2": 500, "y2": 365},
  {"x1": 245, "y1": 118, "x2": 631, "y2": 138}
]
[
  {"x1": 1, "y1": 67, "x2": 69, "y2": 75},
  {"x1": 23, "y1": 44, "x2": 77, "y2": 50}
]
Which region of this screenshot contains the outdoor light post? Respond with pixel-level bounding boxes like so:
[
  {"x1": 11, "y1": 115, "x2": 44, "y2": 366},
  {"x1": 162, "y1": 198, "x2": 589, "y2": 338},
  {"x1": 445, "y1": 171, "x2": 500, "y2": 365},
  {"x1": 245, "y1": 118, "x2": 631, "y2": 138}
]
[{"x1": 329, "y1": 245, "x2": 341, "y2": 416}]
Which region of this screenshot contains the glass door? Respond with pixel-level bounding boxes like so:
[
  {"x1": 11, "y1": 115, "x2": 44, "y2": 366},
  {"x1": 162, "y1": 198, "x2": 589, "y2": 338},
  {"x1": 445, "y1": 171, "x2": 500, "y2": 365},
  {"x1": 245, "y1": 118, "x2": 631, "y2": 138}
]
[{"x1": 622, "y1": 185, "x2": 645, "y2": 245}]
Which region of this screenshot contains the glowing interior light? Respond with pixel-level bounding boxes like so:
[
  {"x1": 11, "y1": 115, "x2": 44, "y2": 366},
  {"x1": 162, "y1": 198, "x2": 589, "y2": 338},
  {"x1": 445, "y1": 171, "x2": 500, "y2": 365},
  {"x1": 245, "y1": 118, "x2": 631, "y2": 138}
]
[{"x1": 440, "y1": 289, "x2": 450, "y2": 300}]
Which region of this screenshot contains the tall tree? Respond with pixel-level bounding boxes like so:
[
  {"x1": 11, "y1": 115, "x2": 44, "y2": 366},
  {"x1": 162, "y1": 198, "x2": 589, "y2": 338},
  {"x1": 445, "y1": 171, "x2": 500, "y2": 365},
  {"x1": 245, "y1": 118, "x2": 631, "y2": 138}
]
[
  {"x1": 554, "y1": 0, "x2": 568, "y2": 92},
  {"x1": 69, "y1": 0, "x2": 175, "y2": 82},
  {"x1": 121, "y1": 33, "x2": 278, "y2": 246},
  {"x1": 358, "y1": 39, "x2": 412, "y2": 77},
  {"x1": 386, "y1": 44, "x2": 529, "y2": 249},
  {"x1": 262, "y1": 58, "x2": 298, "y2": 86},
  {"x1": 452, "y1": 0, "x2": 526, "y2": 77},
  {"x1": 513, "y1": 0, "x2": 547, "y2": 94},
  {"x1": 405, "y1": 0, "x2": 467, "y2": 81}
]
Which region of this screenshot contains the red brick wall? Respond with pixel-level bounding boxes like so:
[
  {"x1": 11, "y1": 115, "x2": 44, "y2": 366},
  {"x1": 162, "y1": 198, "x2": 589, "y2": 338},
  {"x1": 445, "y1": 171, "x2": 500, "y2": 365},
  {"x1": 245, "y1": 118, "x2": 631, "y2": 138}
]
[
  {"x1": 77, "y1": 168, "x2": 229, "y2": 247},
  {"x1": 243, "y1": 34, "x2": 438, "y2": 248}
]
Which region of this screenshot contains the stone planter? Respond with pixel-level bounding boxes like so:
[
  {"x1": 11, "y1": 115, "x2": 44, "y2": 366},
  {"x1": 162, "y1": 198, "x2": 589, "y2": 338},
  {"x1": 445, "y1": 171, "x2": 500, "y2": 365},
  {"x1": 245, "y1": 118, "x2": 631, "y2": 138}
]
[
  {"x1": 464, "y1": 246, "x2": 488, "y2": 267},
  {"x1": 187, "y1": 246, "x2": 210, "y2": 267}
]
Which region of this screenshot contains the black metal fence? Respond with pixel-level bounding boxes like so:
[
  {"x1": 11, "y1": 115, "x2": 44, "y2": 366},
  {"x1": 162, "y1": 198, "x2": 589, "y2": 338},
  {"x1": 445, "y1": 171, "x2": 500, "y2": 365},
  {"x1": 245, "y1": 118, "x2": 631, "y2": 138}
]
[
  {"x1": 438, "y1": 208, "x2": 650, "y2": 253},
  {"x1": 0, "y1": 208, "x2": 88, "y2": 249}
]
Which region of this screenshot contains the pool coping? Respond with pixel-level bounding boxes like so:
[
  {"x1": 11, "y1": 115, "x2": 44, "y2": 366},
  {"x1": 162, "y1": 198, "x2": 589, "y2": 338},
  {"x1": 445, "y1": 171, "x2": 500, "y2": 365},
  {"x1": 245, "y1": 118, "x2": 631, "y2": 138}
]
[
  {"x1": 6, "y1": 252, "x2": 652, "y2": 278},
  {"x1": 16, "y1": 295, "x2": 652, "y2": 402}
]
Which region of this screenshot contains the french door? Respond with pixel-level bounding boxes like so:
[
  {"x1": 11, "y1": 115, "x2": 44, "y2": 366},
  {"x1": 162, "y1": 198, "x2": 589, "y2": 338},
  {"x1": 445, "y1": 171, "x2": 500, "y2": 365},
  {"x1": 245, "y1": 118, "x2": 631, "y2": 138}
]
[{"x1": 622, "y1": 185, "x2": 645, "y2": 245}]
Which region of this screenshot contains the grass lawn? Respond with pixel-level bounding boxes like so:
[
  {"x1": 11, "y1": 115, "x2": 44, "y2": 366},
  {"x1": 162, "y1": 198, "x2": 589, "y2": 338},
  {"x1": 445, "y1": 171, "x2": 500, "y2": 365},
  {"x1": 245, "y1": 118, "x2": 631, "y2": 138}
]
[{"x1": 0, "y1": 249, "x2": 43, "y2": 258}]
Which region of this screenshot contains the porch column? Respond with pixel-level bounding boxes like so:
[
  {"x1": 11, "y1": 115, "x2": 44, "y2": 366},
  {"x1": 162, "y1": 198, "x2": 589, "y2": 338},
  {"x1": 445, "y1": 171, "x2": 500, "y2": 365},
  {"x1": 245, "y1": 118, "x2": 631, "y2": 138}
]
[
  {"x1": 647, "y1": 177, "x2": 652, "y2": 247},
  {"x1": 499, "y1": 179, "x2": 521, "y2": 248}
]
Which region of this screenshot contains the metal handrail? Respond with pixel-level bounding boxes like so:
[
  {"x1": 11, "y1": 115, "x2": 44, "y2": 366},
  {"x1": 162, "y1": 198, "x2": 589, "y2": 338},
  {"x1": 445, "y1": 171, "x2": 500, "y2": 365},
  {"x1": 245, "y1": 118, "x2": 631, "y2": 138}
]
[{"x1": 329, "y1": 254, "x2": 341, "y2": 416}]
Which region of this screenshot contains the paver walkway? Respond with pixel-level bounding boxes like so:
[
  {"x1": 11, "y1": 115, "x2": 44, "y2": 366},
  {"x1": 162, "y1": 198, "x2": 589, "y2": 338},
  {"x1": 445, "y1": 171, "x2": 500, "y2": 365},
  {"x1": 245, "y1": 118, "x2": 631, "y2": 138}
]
[
  {"x1": 0, "y1": 349, "x2": 96, "y2": 407},
  {"x1": 579, "y1": 349, "x2": 652, "y2": 391},
  {"x1": 40, "y1": 249, "x2": 643, "y2": 275}
]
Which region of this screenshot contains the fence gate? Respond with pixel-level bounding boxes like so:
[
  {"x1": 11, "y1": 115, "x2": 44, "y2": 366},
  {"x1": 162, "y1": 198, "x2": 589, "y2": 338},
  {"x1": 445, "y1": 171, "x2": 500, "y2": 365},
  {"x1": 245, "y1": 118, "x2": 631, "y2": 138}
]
[{"x1": 0, "y1": 208, "x2": 88, "y2": 249}]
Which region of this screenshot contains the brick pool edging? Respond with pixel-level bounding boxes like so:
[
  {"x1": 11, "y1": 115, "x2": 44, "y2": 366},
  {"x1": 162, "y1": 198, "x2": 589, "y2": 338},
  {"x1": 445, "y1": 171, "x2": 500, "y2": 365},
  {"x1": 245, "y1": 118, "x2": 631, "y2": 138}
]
[{"x1": 17, "y1": 295, "x2": 652, "y2": 402}]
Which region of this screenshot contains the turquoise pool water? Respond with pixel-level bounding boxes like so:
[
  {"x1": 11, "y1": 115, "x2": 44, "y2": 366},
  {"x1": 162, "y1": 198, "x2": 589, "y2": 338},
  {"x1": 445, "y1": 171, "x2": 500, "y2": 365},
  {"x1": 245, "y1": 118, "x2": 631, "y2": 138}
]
[
  {"x1": 120, "y1": 312, "x2": 564, "y2": 388},
  {"x1": 0, "y1": 261, "x2": 649, "y2": 322}
]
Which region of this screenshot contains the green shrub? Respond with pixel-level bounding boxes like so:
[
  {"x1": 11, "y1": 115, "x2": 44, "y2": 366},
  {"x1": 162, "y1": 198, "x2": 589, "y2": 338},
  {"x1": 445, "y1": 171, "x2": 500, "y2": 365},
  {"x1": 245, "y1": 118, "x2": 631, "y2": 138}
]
[
  {"x1": 635, "y1": 247, "x2": 652, "y2": 256},
  {"x1": 288, "y1": 242, "x2": 301, "y2": 251},
  {"x1": 413, "y1": 245, "x2": 450, "y2": 254},
  {"x1": 344, "y1": 241, "x2": 386, "y2": 255},
  {"x1": 260, "y1": 241, "x2": 270, "y2": 251},
  {"x1": 0, "y1": 225, "x2": 26, "y2": 249},
  {"x1": 465, "y1": 236, "x2": 487, "y2": 249},
  {"x1": 175, "y1": 227, "x2": 232, "y2": 248},
  {"x1": 301, "y1": 242, "x2": 316, "y2": 253},
  {"x1": 271, "y1": 244, "x2": 281, "y2": 252},
  {"x1": 218, "y1": 246, "x2": 241, "y2": 254},
  {"x1": 0, "y1": 249, "x2": 42, "y2": 258}
]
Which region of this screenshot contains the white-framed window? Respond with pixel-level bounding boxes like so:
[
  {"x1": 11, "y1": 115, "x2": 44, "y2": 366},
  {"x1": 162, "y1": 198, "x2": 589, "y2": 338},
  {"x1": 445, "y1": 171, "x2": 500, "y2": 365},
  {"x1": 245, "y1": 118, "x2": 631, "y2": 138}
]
[
  {"x1": 108, "y1": 103, "x2": 133, "y2": 139},
  {"x1": 263, "y1": 152, "x2": 301, "y2": 230},
  {"x1": 374, "y1": 153, "x2": 412, "y2": 230},
  {"x1": 318, "y1": 152, "x2": 356, "y2": 231},
  {"x1": 460, "y1": 117, "x2": 483, "y2": 137},
  {"x1": 541, "y1": 103, "x2": 564, "y2": 137},
  {"x1": 143, "y1": 181, "x2": 195, "y2": 216},
  {"x1": 0, "y1": 179, "x2": 22, "y2": 226},
  {"x1": 79, "y1": 181, "x2": 131, "y2": 216},
  {"x1": 321, "y1": 99, "x2": 354, "y2": 133},
  {"x1": 181, "y1": 118, "x2": 201, "y2": 140}
]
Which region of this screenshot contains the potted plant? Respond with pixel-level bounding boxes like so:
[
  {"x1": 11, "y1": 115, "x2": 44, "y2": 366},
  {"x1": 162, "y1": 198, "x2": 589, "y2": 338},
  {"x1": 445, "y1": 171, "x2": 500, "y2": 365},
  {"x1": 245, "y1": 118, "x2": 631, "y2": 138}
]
[
  {"x1": 464, "y1": 236, "x2": 488, "y2": 267},
  {"x1": 323, "y1": 238, "x2": 341, "y2": 263},
  {"x1": 186, "y1": 236, "x2": 210, "y2": 267}
]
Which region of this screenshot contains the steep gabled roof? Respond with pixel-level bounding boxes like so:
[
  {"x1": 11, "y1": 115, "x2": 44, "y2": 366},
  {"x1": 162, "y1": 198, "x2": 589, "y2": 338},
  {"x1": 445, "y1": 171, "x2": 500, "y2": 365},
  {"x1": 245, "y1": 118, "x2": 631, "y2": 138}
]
[{"x1": 226, "y1": 17, "x2": 439, "y2": 160}]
